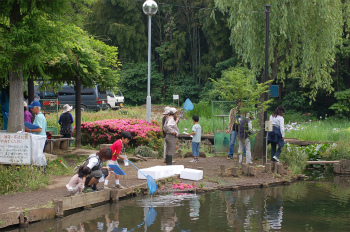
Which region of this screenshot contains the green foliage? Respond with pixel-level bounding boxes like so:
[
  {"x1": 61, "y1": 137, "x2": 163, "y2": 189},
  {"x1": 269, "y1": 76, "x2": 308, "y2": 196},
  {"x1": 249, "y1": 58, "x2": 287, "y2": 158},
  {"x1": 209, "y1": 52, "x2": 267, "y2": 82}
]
[
  {"x1": 322, "y1": 139, "x2": 350, "y2": 161},
  {"x1": 186, "y1": 101, "x2": 212, "y2": 119},
  {"x1": 303, "y1": 143, "x2": 332, "y2": 161},
  {"x1": 85, "y1": 0, "x2": 146, "y2": 62},
  {"x1": 214, "y1": 0, "x2": 343, "y2": 100},
  {"x1": 281, "y1": 144, "x2": 309, "y2": 175},
  {"x1": 118, "y1": 62, "x2": 163, "y2": 106},
  {"x1": 329, "y1": 89, "x2": 350, "y2": 118},
  {"x1": 165, "y1": 72, "x2": 201, "y2": 104},
  {"x1": 135, "y1": 146, "x2": 157, "y2": 158},
  {"x1": 210, "y1": 66, "x2": 272, "y2": 116},
  {"x1": 46, "y1": 158, "x2": 73, "y2": 176},
  {"x1": 0, "y1": 165, "x2": 49, "y2": 195},
  {"x1": 285, "y1": 118, "x2": 350, "y2": 142}
]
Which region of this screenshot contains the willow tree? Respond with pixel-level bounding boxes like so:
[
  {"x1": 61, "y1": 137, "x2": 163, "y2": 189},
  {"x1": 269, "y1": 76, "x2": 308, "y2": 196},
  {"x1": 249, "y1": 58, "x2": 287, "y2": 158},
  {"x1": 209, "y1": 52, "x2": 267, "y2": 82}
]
[{"x1": 214, "y1": 0, "x2": 343, "y2": 159}]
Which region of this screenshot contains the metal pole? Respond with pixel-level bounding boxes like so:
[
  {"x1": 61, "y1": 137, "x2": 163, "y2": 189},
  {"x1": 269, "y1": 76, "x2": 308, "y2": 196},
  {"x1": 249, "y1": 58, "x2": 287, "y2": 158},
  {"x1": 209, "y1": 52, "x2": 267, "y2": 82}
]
[
  {"x1": 263, "y1": 5, "x2": 270, "y2": 164},
  {"x1": 146, "y1": 15, "x2": 152, "y2": 123}
]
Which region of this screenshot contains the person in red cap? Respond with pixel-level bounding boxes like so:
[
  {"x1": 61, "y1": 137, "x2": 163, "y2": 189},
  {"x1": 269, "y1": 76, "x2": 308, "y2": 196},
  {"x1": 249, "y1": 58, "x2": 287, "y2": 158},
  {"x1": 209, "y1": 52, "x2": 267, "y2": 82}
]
[{"x1": 104, "y1": 131, "x2": 131, "y2": 188}]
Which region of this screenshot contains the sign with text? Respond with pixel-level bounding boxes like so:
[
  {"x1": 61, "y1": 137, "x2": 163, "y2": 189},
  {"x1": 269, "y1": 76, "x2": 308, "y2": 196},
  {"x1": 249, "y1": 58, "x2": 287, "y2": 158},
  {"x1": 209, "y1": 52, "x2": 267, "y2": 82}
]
[{"x1": 0, "y1": 133, "x2": 31, "y2": 165}]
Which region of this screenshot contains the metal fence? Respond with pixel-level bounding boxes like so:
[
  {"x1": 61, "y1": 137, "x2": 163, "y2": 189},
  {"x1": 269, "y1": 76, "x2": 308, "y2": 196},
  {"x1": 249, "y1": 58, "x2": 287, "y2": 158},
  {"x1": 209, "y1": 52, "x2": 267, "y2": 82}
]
[{"x1": 211, "y1": 101, "x2": 235, "y2": 153}]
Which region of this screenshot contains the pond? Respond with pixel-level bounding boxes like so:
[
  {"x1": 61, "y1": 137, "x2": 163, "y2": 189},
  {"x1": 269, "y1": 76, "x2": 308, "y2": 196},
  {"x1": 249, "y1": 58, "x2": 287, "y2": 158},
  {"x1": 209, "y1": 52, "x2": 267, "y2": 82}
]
[{"x1": 5, "y1": 176, "x2": 350, "y2": 232}]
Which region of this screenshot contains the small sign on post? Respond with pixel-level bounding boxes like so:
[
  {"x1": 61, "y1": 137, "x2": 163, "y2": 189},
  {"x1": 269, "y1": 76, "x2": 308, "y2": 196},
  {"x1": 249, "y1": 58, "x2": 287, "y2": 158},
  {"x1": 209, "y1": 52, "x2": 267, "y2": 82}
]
[{"x1": 173, "y1": 95, "x2": 179, "y2": 107}]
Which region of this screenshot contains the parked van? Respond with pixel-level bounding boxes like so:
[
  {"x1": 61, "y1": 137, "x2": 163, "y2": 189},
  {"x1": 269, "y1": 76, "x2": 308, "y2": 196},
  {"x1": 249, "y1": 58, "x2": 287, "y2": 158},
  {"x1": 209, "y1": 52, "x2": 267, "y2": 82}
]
[
  {"x1": 35, "y1": 83, "x2": 123, "y2": 111},
  {"x1": 58, "y1": 84, "x2": 108, "y2": 111}
]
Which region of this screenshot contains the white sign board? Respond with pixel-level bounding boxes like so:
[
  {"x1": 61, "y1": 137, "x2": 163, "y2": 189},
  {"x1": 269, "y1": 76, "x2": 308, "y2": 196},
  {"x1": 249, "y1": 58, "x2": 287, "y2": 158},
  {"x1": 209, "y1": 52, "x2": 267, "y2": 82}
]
[
  {"x1": 173, "y1": 95, "x2": 179, "y2": 100},
  {"x1": 0, "y1": 133, "x2": 31, "y2": 165}
]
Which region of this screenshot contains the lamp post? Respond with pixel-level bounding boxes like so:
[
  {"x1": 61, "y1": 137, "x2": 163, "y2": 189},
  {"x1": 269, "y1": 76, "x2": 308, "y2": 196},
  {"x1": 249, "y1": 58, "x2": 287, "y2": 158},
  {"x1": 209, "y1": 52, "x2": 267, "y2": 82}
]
[
  {"x1": 263, "y1": 5, "x2": 270, "y2": 164},
  {"x1": 143, "y1": 0, "x2": 158, "y2": 123}
]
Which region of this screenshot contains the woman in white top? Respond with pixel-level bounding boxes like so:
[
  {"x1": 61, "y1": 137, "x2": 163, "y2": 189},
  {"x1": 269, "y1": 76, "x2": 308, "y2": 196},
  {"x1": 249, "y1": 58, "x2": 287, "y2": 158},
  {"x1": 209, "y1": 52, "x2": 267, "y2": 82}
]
[
  {"x1": 163, "y1": 107, "x2": 179, "y2": 165},
  {"x1": 267, "y1": 106, "x2": 286, "y2": 162}
]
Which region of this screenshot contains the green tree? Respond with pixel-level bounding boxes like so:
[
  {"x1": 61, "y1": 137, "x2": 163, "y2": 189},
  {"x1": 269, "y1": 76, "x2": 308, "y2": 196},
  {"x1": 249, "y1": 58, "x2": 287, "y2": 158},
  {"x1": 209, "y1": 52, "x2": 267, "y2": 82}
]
[
  {"x1": 214, "y1": 0, "x2": 343, "y2": 99},
  {"x1": 118, "y1": 63, "x2": 163, "y2": 106},
  {"x1": 214, "y1": 0, "x2": 343, "y2": 159},
  {"x1": 85, "y1": 0, "x2": 147, "y2": 63},
  {"x1": 210, "y1": 66, "x2": 272, "y2": 119}
]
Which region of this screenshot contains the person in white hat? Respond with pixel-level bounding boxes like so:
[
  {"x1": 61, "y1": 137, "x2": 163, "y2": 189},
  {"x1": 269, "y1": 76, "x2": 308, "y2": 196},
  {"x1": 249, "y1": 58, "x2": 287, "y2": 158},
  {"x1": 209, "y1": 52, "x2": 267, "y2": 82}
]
[
  {"x1": 162, "y1": 106, "x2": 171, "y2": 162},
  {"x1": 163, "y1": 107, "x2": 179, "y2": 165},
  {"x1": 59, "y1": 104, "x2": 74, "y2": 144}
]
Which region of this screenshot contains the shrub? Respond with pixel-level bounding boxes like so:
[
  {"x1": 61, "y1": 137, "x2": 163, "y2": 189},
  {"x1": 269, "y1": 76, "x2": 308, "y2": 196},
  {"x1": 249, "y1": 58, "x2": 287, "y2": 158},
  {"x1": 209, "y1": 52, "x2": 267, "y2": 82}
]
[
  {"x1": 79, "y1": 119, "x2": 163, "y2": 151},
  {"x1": 322, "y1": 139, "x2": 350, "y2": 161},
  {"x1": 135, "y1": 146, "x2": 156, "y2": 157},
  {"x1": 281, "y1": 144, "x2": 309, "y2": 175}
]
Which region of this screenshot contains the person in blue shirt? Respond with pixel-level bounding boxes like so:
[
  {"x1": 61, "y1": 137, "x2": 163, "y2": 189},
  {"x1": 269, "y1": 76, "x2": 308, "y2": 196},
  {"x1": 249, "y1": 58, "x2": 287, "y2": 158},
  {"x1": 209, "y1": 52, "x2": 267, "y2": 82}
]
[{"x1": 25, "y1": 101, "x2": 47, "y2": 136}]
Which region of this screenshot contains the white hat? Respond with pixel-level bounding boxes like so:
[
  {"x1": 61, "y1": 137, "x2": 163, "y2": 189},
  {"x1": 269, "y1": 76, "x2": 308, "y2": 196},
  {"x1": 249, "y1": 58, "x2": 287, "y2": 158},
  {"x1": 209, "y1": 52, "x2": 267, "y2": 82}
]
[
  {"x1": 63, "y1": 104, "x2": 73, "y2": 113},
  {"x1": 169, "y1": 107, "x2": 177, "y2": 114},
  {"x1": 23, "y1": 101, "x2": 27, "y2": 107},
  {"x1": 163, "y1": 106, "x2": 171, "y2": 115}
]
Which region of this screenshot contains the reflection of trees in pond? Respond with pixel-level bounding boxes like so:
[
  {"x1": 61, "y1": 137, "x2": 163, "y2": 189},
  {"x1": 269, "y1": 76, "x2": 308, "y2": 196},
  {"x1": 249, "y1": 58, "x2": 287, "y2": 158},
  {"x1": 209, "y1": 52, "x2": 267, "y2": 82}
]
[{"x1": 282, "y1": 182, "x2": 308, "y2": 202}]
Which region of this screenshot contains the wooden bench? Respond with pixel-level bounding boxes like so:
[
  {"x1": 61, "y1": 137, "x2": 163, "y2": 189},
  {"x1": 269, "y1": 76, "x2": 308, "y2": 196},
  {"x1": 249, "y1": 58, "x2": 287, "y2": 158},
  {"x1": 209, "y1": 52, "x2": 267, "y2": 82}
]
[{"x1": 44, "y1": 137, "x2": 76, "y2": 153}]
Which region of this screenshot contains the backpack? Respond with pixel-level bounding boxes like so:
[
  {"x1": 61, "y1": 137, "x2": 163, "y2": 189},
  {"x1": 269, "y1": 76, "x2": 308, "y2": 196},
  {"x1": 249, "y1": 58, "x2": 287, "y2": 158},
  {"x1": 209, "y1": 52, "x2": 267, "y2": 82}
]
[{"x1": 73, "y1": 154, "x2": 101, "y2": 174}]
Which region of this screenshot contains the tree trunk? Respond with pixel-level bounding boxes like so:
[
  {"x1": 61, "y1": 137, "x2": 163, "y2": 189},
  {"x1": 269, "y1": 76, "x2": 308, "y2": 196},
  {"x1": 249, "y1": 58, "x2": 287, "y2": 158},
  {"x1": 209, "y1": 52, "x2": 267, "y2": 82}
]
[
  {"x1": 252, "y1": 94, "x2": 265, "y2": 160},
  {"x1": 27, "y1": 75, "x2": 35, "y2": 104},
  {"x1": 7, "y1": 66, "x2": 24, "y2": 133},
  {"x1": 75, "y1": 75, "x2": 82, "y2": 148}
]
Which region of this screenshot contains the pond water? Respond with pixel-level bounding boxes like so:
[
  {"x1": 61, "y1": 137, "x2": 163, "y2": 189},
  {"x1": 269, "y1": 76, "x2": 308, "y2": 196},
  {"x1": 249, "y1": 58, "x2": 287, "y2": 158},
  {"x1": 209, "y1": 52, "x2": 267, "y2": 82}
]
[{"x1": 5, "y1": 176, "x2": 350, "y2": 232}]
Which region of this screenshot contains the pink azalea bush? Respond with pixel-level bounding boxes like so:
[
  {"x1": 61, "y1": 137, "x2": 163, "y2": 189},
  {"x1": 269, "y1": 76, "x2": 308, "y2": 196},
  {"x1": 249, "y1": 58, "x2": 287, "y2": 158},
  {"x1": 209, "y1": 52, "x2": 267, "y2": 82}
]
[{"x1": 77, "y1": 119, "x2": 163, "y2": 150}]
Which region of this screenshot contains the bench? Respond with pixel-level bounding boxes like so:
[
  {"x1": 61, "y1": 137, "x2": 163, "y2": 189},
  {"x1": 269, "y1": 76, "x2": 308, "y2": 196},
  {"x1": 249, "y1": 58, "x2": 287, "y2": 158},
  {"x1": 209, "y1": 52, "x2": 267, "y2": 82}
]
[{"x1": 44, "y1": 137, "x2": 76, "y2": 153}]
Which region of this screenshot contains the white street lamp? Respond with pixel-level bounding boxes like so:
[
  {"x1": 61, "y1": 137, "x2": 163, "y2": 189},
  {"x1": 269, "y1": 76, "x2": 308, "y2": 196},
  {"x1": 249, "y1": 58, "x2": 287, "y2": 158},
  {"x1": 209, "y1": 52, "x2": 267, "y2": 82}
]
[{"x1": 143, "y1": 0, "x2": 158, "y2": 123}]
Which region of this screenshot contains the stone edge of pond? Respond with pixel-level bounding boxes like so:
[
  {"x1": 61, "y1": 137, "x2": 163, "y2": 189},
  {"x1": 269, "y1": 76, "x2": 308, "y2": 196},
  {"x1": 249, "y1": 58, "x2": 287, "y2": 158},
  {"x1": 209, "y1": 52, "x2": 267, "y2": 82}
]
[{"x1": 0, "y1": 174, "x2": 306, "y2": 229}]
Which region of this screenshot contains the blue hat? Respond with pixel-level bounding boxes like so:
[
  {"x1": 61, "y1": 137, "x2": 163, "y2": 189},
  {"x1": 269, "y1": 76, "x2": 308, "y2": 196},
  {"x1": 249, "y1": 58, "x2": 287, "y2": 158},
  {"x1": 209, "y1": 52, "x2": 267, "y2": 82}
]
[{"x1": 28, "y1": 100, "x2": 41, "y2": 108}]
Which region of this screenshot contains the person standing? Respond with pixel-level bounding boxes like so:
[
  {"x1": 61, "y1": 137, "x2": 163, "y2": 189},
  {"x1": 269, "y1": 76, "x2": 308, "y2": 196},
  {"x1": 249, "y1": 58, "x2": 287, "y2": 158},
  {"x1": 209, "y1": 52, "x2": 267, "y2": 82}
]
[
  {"x1": 226, "y1": 107, "x2": 240, "y2": 159},
  {"x1": 163, "y1": 107, "x2": 179, "y2": 165},
  {"x1": 104, "y1": 131, "x2": 131, "y2": 189},
  {"x1": 188, "y1": 115, "x2": 201, "y2": 163},
  {"x1": 268, "y1": 106, "x2": 286, "y2": 163},
  {"x1": 25, "y1": 101, "x2": 47, "y2": 136},
  {"x1": 162, "y1": 106, "x2": 171, "y2": 163},
  {"x1": 24, "y1": 101, "x2": 32, "y2": 123},
  {"x1": 59, "y1": 104, "x2": 74, "y2": 143},
  {"x1": 237, "y1": 114, "x2": 252, "y2": 164}
]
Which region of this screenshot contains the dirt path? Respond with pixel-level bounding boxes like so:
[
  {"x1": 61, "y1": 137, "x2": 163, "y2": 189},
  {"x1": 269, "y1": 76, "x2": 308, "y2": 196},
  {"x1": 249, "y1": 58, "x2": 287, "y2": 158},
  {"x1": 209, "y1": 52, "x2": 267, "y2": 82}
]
[{"x1": 0, "y1": 152, "x2": 291, "y2": 215}]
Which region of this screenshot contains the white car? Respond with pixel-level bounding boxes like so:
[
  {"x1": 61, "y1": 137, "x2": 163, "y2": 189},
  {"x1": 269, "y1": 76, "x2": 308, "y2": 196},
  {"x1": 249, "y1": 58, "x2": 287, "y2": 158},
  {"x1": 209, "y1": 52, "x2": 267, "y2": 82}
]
[{"x1": 106, "y1": 89, "x2": 124, "y2": 109}]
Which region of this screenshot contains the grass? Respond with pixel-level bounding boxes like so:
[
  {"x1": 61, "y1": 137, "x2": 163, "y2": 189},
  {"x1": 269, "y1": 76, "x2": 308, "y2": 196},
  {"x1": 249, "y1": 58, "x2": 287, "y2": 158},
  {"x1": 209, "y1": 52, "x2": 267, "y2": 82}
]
[{"x1": 285, "y1": 118, "x2": 350, "y2": 142}]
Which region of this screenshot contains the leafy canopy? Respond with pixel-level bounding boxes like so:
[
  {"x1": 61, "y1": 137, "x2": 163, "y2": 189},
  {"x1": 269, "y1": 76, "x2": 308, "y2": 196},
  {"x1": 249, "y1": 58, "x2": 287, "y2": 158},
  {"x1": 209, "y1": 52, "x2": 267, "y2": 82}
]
[{"x1": 214, "y1": 0, "x2": 343, "y2": 100}]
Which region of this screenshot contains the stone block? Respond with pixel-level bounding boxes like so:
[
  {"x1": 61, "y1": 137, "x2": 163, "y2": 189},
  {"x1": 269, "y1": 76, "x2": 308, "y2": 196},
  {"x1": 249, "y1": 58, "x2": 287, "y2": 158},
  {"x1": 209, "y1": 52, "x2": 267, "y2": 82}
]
[
  {"x1": 265, "y1": 163, "x2": 271, "y2": 172},
  {"x1": 180, "y1": 168, "x2": 203, "y2": 181},
  {"x1": 277, "y1": 163, "x2": 283, "y2": 174}
]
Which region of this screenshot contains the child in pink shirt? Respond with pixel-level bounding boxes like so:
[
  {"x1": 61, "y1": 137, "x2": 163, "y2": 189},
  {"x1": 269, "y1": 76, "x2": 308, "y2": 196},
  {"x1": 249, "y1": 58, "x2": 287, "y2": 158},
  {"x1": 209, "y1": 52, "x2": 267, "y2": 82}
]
[{"x1": 66, "y1": 166, "x2": 91, "y2": 195}]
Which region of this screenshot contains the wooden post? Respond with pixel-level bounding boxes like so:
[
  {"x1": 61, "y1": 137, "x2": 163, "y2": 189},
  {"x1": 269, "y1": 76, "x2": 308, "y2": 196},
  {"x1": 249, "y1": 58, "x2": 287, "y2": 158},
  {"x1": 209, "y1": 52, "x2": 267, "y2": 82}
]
[
  {"x1": 232, "y1": 167, "x2": 238, "y2": 177},
  {"x1": 265, "y1": 163, "x2": 271, "y2": 172},
  {"x1": 277, "y1": 163, "x2": 283, "y2": 174},
  {"x1": 274, "y1": 162, "x2": 278, "y2": 173},
  {"x1": 54, "y1": 200, "x2": 63, "y2": 217},
  {"x1": 248, "y1": 166, "x2": 255, "y2": 176},
  {"x1": 220, "y1": 165, "x2": 225, "y2": 176},
  {"x1": 242, "y1": 163, "x2": 248, "y2": 175},
  {"x1": 334, "y1": 163, "x2": 341, "y2": 174}
]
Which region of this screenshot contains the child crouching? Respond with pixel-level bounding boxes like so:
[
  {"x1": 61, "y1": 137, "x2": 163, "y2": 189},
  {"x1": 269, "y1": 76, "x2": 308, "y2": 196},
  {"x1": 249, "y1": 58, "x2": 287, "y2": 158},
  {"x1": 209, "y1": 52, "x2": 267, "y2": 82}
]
[{"x1": 66, "y1": 166, "x2": 91, "y2": 195}]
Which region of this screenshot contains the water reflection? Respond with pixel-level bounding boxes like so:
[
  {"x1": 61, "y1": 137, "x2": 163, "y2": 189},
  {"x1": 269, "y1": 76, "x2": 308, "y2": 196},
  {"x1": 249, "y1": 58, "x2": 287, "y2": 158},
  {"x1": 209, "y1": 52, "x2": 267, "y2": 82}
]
[{"x1": 4, "y1": 176, "x2": 350, "y2": 232}]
